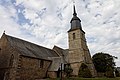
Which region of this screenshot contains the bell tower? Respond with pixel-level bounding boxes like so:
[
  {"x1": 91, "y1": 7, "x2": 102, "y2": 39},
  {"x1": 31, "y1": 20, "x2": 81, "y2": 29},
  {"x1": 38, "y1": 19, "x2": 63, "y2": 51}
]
[{"x1": 68, "y1": 5, "x2": 96, "y2": 77}]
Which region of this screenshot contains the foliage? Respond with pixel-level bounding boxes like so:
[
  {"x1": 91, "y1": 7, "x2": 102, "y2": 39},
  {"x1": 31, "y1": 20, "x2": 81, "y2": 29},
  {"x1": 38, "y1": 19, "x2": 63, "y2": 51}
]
[
  {"x1": 64, "y1": 64, "x2": 73, "y2": 77},
  {"x1": 92, "y1": 52, "x2": 117, "y2": 73},
  {"x1": 115, "y1": 68, "x2": 120, "y2": 77},
  {"x1": 78, "y1": 63, "x2": 92, "y2": 78},
  {"x1": 105, "y1": 67, "x2": 115, "y2": 78}
]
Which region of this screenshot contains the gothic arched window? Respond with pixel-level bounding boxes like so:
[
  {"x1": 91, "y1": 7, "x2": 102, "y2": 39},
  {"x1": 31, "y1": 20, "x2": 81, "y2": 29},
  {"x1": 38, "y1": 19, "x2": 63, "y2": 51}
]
[{"x1": 73, "y1": 33, "x2": 76, "y2": 39}]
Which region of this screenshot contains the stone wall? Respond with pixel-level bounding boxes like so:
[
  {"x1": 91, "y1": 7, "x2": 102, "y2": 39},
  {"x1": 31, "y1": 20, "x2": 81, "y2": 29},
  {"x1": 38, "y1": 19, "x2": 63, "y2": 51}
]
[
  {"x1": 17, "y1": 55, "x2": 51, "y2": 80},
  {"x1": 70, "y1": 62, "x2": 81, "y2": 76},
  {"x1": 0, "y1": 35, "x2": 52, "y2": 80},
  {"x1": 0, "y1": 35, "x2": 19, "y2": 80},
  {"x1": 68, "y1": 29, "x2": 97, "y2": 77},
  {"x1": 68, "y1": 30, "x2": 85, "y2": 63}
]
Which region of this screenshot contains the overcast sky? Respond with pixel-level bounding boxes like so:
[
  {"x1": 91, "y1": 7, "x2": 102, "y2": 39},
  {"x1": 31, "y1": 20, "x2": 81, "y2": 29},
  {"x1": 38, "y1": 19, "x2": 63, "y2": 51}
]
[{"x1": 0, "y1": 0, "x2": 120, "y2": 67}]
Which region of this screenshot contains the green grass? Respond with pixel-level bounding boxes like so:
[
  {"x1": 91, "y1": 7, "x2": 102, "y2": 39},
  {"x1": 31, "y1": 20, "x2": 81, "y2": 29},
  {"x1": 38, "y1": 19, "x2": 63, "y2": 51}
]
[
  {"x1": 69, "y1": 77, "x2": 120, "y2": 80},
  {"x1": 48, "y1": 77, "x2": 120, "y2": 80}
]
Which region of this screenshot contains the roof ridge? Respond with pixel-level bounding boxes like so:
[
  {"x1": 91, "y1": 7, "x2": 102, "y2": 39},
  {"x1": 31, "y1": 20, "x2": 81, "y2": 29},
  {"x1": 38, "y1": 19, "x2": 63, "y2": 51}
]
[{"x1": 53, "y1": 45, "x2": 64, "y2": 50}]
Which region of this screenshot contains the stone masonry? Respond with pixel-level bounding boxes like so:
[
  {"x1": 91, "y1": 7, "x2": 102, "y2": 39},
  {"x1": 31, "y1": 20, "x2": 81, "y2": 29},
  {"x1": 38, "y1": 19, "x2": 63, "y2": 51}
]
[{"x1": 68, "y1": 6, "x2": 97, "y2": 77}]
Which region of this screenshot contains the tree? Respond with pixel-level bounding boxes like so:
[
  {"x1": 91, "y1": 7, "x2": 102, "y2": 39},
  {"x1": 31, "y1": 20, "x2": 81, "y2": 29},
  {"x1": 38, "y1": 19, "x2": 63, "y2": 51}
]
[
  {"x1": 92, "y1": 52, "x2": 117, "y2": 73},
  {"x1": 92, "y1": 52, "x2": 117, "y2": 77},
  {"x1": 64, "y1": 64, "x2": 73, "y2": 77},
  {"x1": 105, "y1": 67, "x2": 115, "y2": 78},
  {"x1": 115, "y1": 68, "x2": 120, "y2": 77},
  {"x1": 78, "y1": 63, "x2": 92, "y2": 78}
]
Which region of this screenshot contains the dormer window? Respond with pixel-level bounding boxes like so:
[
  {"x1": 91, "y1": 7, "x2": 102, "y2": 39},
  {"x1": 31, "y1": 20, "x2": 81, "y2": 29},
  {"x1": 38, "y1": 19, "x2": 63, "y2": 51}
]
[{"x1": 73, "y1": 33, "x2": 76, "y2": 39}]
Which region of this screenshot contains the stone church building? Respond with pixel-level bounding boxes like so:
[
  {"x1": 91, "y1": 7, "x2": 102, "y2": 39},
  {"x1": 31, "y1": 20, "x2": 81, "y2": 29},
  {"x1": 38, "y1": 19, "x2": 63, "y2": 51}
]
[{"x1": 0, "y1": 6, "x2": 96, "y2": 80}]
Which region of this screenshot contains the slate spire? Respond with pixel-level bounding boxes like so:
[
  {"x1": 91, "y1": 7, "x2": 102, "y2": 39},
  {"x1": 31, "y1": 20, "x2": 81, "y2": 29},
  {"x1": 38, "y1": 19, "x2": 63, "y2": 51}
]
[
  {"x1": 73, "y1": 5, "x2": 77, "y2": 16},
  {"x1": 68, "y1": 5, "x2": 84, "y2": 33}
]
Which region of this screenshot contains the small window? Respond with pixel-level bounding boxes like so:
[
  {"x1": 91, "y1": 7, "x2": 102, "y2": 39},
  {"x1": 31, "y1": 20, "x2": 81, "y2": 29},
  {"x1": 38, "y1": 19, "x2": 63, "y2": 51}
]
[
  {"x1": 73, "y1": 33, "x2": 76, "y2": 39},
  {"x1": 9, "y1": 54, "x2": 14, "y2": 67},
  {"x1": 39, "y1": 60, "x2": 44, "y2": 68}
]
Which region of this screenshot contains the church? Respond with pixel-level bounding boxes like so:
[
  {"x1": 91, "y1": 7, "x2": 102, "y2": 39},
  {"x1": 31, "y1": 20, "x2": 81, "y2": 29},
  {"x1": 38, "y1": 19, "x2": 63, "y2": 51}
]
[{"x1": 0, "y1": 6, "x2": 96, "y2": 80}]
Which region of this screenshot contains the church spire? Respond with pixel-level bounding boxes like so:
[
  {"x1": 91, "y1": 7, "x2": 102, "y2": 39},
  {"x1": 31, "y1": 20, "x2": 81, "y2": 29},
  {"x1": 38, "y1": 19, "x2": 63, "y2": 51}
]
[
  {"x1": 73, "y1": 5, "x2": 77, "y2": 16},
  {"x1": 69, "y1": 5, "x2": 84, "y2": 33}
]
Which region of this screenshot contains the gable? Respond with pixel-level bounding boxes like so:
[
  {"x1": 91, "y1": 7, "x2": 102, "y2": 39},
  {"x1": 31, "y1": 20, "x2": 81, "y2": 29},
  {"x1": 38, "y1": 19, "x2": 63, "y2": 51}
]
[
  {"x1": 0, "y1": 33, "x2": 9, "y2": 48},
  {"x1": 0, "y1": 33, "x2": 59, "y2": 60},
  {"x1": 53, "y1": 45, "x2": 69, "y2": 64}
]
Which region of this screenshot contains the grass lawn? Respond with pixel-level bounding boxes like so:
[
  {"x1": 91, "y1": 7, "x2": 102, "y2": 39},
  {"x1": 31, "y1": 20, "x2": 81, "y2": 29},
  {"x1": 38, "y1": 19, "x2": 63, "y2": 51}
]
[
  {"x1": 68, "y1": 77, "x2": 120, "y2": 80},
  {"x1": 48, "y1": 77, "x2": 120, "y2": 80}
]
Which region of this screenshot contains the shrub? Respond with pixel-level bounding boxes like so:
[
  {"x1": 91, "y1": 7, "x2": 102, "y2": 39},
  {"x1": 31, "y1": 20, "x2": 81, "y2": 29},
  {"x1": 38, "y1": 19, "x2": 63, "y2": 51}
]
[
  {"x1": 78, "y1": 63, "x2": 92, "y2": 78},
  {"x1": 64, "y1": 64, "x2": 73, "y2": 77},
  {"x1": 115, "y1": 69, "x2": 120, "y2": 77},
  {"x1": 105, "y1": 67, "x2": 115, "y2": 78}
]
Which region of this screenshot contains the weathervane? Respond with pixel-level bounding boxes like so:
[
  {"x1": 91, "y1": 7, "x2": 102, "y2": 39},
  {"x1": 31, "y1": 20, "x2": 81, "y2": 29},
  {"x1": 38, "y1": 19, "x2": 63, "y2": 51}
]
[{"x1": 3, "y1": 30, "x2": 5, "y2": 34}]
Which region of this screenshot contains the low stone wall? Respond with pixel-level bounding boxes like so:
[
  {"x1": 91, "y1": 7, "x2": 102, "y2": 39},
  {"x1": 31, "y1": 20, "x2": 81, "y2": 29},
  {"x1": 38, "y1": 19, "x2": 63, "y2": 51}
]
[{"x1": 47, "y1": 71, "x2": 57, "y2": 78}]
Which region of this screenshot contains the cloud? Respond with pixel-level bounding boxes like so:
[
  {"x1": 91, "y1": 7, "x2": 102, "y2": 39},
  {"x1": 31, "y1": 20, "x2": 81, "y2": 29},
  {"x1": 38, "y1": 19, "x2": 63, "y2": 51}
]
[
  {"x1": 0, "y1": 4, "x2": 20, "y2": 36},
  {"x1": 0, "y1": 0, "x2": 120, "y2": 66}
]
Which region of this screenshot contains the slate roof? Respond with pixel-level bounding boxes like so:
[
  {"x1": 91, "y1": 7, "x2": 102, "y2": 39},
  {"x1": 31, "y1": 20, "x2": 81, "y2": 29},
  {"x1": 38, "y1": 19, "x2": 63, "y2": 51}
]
[
  {"x1": 53, "y1": 45, "x2": 64, "y2": 56},
  {"x1": 3, "y1": 33, "x2": 59, "y2": 60},
  {"x1": 48, "y1": 57, "x2": 61, "y2": 71},
  {"x1": 53, "y1": 46, "x2": 69, "y2": 63}
]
